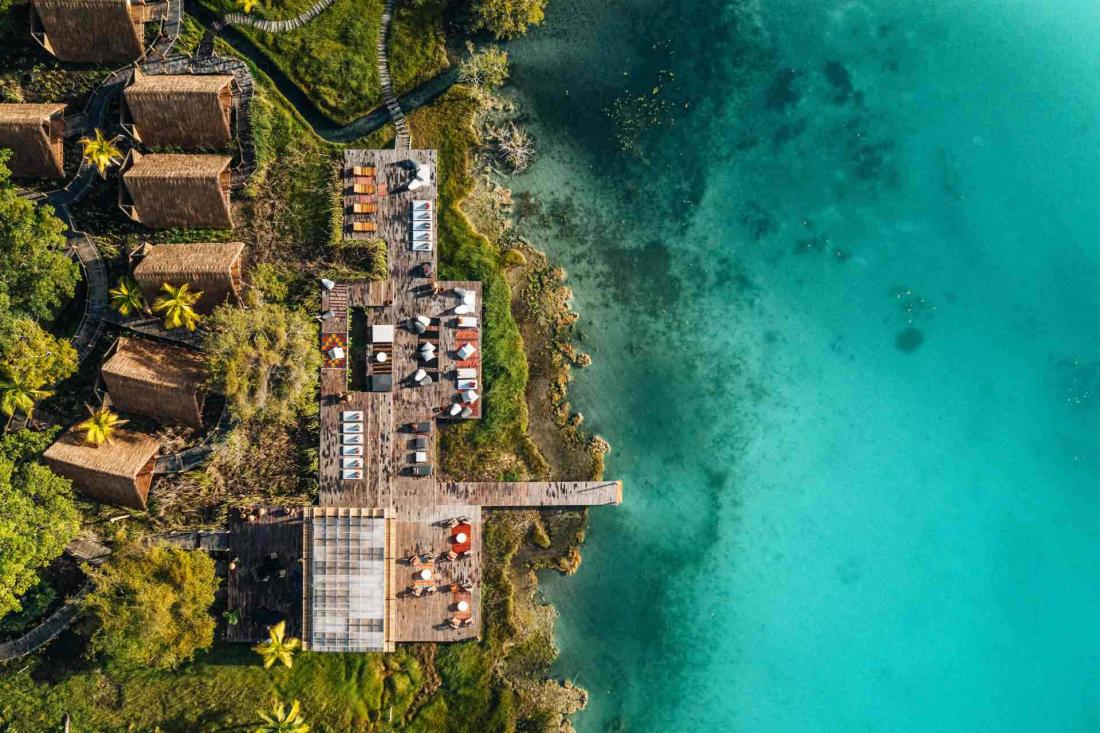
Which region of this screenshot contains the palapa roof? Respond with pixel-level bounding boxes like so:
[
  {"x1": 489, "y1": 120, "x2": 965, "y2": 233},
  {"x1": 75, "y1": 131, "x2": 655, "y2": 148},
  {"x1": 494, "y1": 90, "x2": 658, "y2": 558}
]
[
  {"x1": 0, "y1": 103, "x2": 66, "y2": 178},
  {"x1": 31, "y1": 0, "x2": 145, "y2": 63},
  {"x1": 101, "y1": 337, "x2": 208, "y2": 428},
  {"x1": 43, "y1": 424, "x2": 161, "y2": 509},
  {"x1": 121, "y1": 151, "x2": 234, "y2": 230},
  {"x1": 132, "y1": 241, "x2": 244, "y2": 313},
  {"x1": 124, "y1": 70, "x2": 236, "y2": 149}
]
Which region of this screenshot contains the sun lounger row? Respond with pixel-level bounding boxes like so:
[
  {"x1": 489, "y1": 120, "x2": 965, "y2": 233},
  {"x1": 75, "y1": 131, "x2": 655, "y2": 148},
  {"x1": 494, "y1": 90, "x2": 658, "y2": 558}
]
[
  {"x1": 340, "y1": 410, "x2": 364, "y2": 480},
  {"x1": 412, "y1": 200, "x2": 433, "y2": 252}
]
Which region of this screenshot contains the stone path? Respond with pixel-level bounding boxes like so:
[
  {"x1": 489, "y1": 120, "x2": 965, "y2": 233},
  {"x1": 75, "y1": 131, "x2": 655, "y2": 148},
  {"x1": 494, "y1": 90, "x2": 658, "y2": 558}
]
[
  {"x1": 377, "y1": 0, "x2": 411, "y2": 149},
  {"x1": 224, "y1": 0, "x2": 336, "y2": 32}
]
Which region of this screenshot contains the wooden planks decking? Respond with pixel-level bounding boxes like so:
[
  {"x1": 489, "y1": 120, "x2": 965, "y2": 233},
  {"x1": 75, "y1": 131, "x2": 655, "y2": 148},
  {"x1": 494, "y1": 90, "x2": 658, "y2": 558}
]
[
  {"x1": 241, "y1": 148, "x2": 623, "y2": 650},
  {"x1": 225, "y1": 506, "x2": 305, "y2": 643}
]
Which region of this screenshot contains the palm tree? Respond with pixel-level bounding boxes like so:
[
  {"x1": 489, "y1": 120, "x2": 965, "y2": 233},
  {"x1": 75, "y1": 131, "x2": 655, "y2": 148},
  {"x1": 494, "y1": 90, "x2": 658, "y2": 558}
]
[
  {"x1": 77, "y1": 406, "x2": 126, "y2": 447},
  {"x1": 253, "y1": 620, "x2": 300, "y2": 669},
  {"x1": 109, "y1": 276, "x2": 146, "y2": 317},
  {"x1": 254, "y1": 699, "x2": 309, "y2": 733},
  {"x1": 78, "y1": 129, "x2": 121, "y2": 177},
  {"x1": 152, "y1": 283, "x2": 203, "y2": 331},
  {"x1": 0, "y1": 373, "x2": 52, "y2": 417},
  {"x1": 237, "y1": 0, "x2": 258, "y2": 12}
]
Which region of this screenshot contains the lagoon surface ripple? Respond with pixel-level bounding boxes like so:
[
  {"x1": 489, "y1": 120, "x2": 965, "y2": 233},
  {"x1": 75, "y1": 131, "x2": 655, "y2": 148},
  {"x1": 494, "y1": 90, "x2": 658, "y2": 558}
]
[{"x1": 506, "y1": 0, "x2": 1100, "y2": 731}]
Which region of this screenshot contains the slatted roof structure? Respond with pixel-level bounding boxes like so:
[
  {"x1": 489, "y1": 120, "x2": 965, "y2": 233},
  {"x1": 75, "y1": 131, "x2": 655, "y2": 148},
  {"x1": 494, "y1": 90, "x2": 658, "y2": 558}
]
[
  {"x1": 122, "y1": 70, "x2": 237, "y2": 150},
  {"x1": 120, "y1": 151, "x2": 233, "y2": 230},
  {"x1": 30, "y1": 0, "x2": 146, "y2": 63},
  {"x1": 101, "y1": 337, "x2": 208, "y2": 428},
  {"x1": 131, "y1": 241, "x2": 244, "y2": 314},
  {"x1": 0, "y1": 103, "x2": 66, "y2": 179},
  {"x1": 301, "y1": 507, "x2": 394, "y2": 652},
  {"x1": 42, "y1": 425, "x2": 161, "y2": 510}
]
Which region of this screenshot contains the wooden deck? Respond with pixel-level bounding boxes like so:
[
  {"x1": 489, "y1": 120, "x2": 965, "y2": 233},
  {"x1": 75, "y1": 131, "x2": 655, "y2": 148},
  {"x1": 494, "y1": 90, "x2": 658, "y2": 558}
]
[
  {"x1": 276, "y1": 149, "x2": 624, "y2": 650},
  {"x1": 391, "y1": 505, "x2": 482, "y2": 642},
  {"x1": 225, "y1": 506, "x2": 305, "y2": 643}
]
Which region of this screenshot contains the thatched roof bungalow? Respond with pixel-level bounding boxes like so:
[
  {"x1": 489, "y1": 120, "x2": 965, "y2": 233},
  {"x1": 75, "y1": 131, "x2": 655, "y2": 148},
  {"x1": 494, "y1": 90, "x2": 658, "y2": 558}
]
[
  {"x1": 101, "y1": 337, "x2": 208, "y2": 428},
  {"x1": 0, "y1": 103, "x2": 66, "y2": 179},
  {"x1": 119, "y1": 151, "x2": 233, "y2": 229},
  {"x1": 131, "y1": 241, "x2": 244, "y2": 314},
  {"x1": 43, "y1": 424, "x2": 160, "y2": 510},
  {"x1": 31, "y1": 0, "x2": 152, "y2": 64},
  {"x1": 122, "y1": 70, "x2": 237, "y2": 150}
]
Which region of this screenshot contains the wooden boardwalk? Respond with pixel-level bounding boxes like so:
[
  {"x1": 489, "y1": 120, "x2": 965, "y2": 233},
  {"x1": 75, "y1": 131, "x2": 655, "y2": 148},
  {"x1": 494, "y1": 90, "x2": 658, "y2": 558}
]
[
  {"x1": 224, "y1": 0, "x2": 335, "y2": 32},
  {"x1": 376, "y1": 0, "x2": 411, "y2": 148},
  {"x1": 0, "y1": 584, "x2": 90, "y2": 663},
  {"x1": 441, "y1": 481, "x2": 622, "y2": 507},
  {"x1": 65, "y1": 538, "x2": 112, "y2": 566}
]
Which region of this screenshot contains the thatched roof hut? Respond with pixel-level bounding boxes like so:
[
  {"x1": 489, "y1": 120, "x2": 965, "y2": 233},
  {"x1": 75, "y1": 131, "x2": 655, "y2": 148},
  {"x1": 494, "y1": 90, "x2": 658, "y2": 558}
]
[
  {"x1": 120, "y1": 151, "x2": 233, "y2": 230},
  {"x1": 122, "y1": 70, "x2": 237, "y2": 150},
  {"x1": 0, "y1": 103, "x2": 66, "y2": 179},
  {"x1": 43, "y1": 424, "x2": 160, "y2": 510},
  {"x1": 131, "y1": 241, "x2": 244, "y2": 314},
  {"x1": 30, "y1": 0, "x2": 149, "y2": 63},
  {"x1": 101, "y1": 337, "x2": 208, "y2": 428}
]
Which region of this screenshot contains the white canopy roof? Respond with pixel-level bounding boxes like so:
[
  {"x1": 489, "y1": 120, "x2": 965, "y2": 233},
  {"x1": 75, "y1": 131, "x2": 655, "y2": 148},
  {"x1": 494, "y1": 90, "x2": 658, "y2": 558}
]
[{"x1": 371, "y1": 324, "x2": 394, "y2": 343}]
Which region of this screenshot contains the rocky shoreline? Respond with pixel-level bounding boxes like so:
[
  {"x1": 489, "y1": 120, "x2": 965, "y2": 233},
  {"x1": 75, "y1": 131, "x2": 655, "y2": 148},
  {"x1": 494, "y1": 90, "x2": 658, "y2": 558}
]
[{"x1": 459, "y1": 147, "x2": 610, "y2": 729}]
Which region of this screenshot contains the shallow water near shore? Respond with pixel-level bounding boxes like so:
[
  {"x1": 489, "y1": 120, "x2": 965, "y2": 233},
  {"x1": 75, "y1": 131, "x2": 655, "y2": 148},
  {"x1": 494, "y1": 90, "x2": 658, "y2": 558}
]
[{"x1": 505, "y1": 1, "x2": 1100, "y2": 730}]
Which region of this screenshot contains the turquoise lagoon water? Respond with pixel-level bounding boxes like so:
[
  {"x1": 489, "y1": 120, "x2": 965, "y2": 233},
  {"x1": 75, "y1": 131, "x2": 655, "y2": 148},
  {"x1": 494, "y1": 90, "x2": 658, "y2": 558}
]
[{"x1": 504, "y1": 1, "x2": 1100, "y2": 731}]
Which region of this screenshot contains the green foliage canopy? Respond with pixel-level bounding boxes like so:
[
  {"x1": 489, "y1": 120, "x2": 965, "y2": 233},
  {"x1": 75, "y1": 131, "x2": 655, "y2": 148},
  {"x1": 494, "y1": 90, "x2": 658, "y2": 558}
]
[
  {"x1": 469, "y1": 0, "x2": 545, "y2": 39},
  {"x1": 0, "y1": 295, "x2": 77, "y2": 413},
  {"x1": 0, "y1": 151, "x2": 79, "y2": 320},
  {"x1": 458, "y1": 43, "x2": 510, "y2": 91},
  {"x1": 82, "y1": 544, "x2": 218, "y2": 669},
  {"x1": 0, "y1": 428, "x2": 79, "y2": 617},
  {"x1": 204, "y1": 302, "x2": 320, "y2": 424}
]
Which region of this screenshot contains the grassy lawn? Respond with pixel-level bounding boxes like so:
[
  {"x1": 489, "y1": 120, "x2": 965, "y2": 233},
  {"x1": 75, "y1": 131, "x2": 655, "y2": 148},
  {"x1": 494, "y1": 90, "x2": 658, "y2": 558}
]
[
  {"x1": 199, "y1": 0, "x2": 448, "y2": 126},
  {"x1": 0, "y1": 644, "x2": 430, "y2": 731}
]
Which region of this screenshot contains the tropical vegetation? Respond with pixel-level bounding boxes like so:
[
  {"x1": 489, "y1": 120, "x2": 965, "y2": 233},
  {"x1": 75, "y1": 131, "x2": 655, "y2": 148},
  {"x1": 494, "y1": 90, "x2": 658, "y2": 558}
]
[
  {"x1": 153, "y1": 282, "x2": 204, "y2": 331},
  {"x1": 204, "y1": 301, "x2": 320, "y2": 424},
  {"x1": 470, "y1": 0, "x2": 546, "y2": 39},
  {"x1": 0, "y1": 375, "x2": 51, "y2": 417},
  {"x1": 458, "y1": 42, "x2": 510, "y2": 93},
  {"x1": 77, "y1": 406, "x2": 125, "y2": 447},
  {"x1": 0, "y1": 428, "x2": 79, "y2": 617},
  {"x1": 78, "y1": 128, "x2": 122, "y2": 176},
  {"x1": 253, "y1": 619, "x2": 300, "y2": 669},
  {"x1": 0, "y1": 298, "x2": 76, "y2": 416},
  {"x1": 82, "y1": 543, "x2": 219, "y2": 669},
  {"x1": 254, "y1": 698, "x2": 310, "y2": 733},
  {"x1": 108, "y1": 276, "x2": 146, "y2": 317},
  {"x1": 0, "y1": 152, "x2": 78, "y2": 321}
]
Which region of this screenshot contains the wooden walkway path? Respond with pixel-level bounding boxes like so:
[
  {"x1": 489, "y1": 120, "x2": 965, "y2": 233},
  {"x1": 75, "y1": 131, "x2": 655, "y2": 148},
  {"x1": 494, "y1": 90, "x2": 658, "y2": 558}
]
[
  {"x1": 440, "y1": 481, "x2": 623, "y2": 508},
  {"x1": 224, "y1": 0, "x2": 336, "y2": 32},
  {"x1": 67, "y1": 235, "x2": 109, "y2": 363},
  {"x1": 377, "y1": 0, "x2": 411, "y2": 149},
  {"x1": 65, "y1": 538, "x2": 112, "y2": 566},
  {"x1": 0, "y1": 584, "x2": 89, "y2": 663}
]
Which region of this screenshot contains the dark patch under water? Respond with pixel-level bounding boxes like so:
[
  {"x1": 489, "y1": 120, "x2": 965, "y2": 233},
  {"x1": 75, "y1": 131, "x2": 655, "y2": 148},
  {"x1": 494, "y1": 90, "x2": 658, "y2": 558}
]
[
  {"x1": 766, "y1": 67, "x2": 802, "y2": 111},
  {"x1": 823, "y1": 60, "x2": 854, "y2": 103},
  {"x1": 895, "y1": 327, "x2": 925, "y2": 352}
]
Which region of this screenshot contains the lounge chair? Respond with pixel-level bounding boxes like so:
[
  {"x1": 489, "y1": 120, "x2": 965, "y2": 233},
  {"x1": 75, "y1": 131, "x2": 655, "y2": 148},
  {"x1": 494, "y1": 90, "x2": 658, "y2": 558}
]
[
  {"x1": 353, "y1": 183, "x2": 376, "y2": 194},
  {"x1": 352, "y1": 165, "x2": 375, "y2": 176},
  {"x1": 351, "y1": 202, "x2": 376, "y2": 214},
  {"x1": 352, "y1": 221, "x2": 377, "y2": 233}
]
